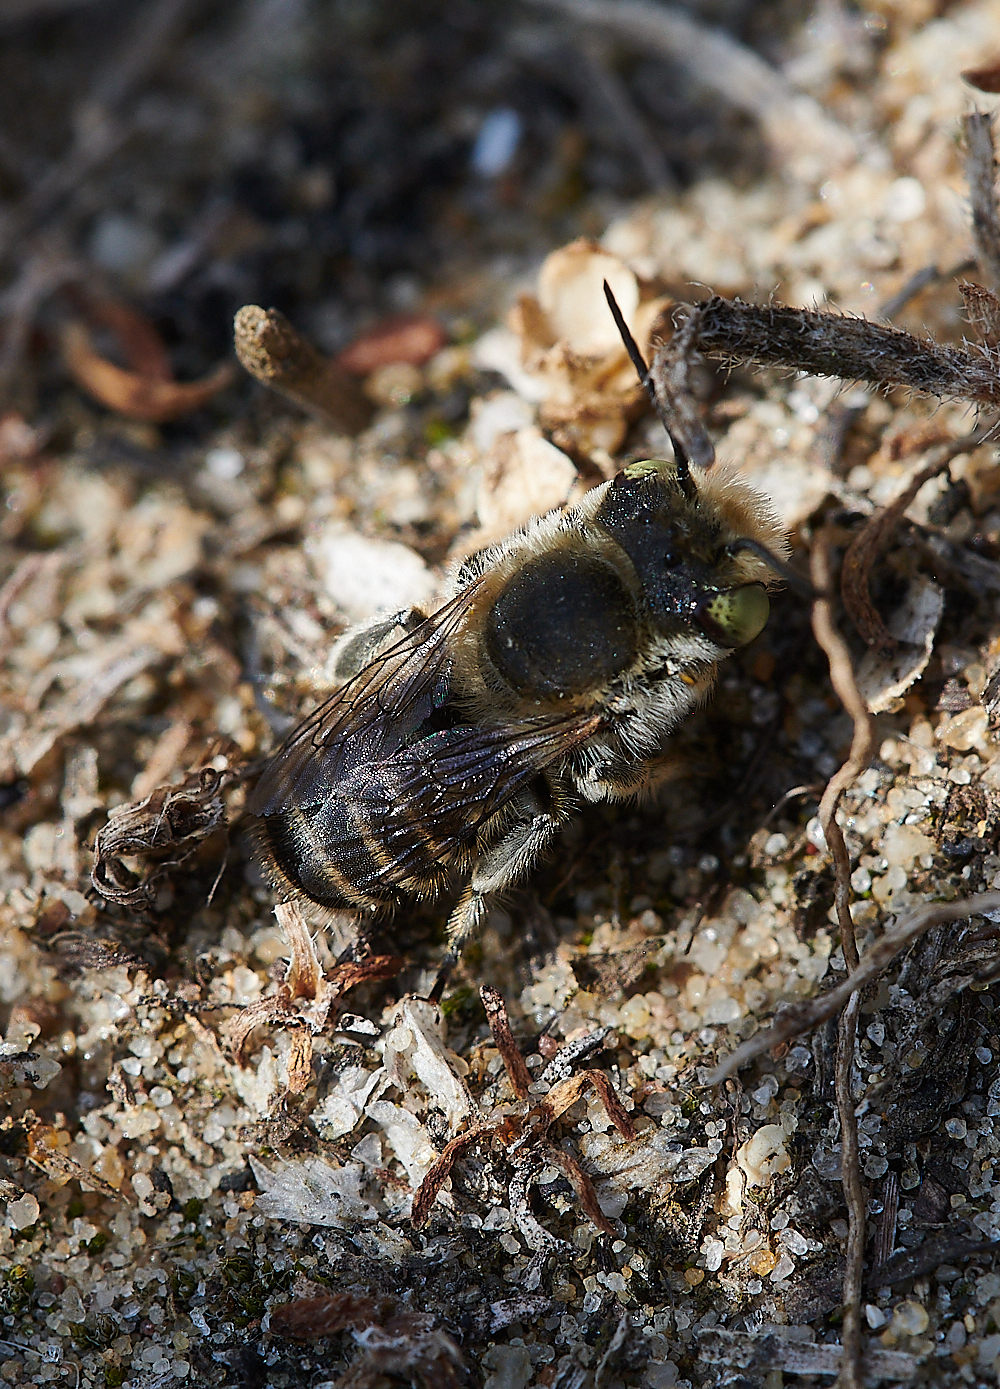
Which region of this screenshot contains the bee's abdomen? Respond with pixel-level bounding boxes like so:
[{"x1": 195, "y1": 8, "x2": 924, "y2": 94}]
[{"x1": 255, "y1": 772, "x2": 454, "y2": 911}]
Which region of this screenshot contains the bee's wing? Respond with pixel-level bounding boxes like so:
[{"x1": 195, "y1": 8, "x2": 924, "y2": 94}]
[
  {"x1": 378, "y1": 711, "x2": 602, "y2": 873},
  {"x1": 248, "y1": 585, "x2": 479, "y2": 817}
]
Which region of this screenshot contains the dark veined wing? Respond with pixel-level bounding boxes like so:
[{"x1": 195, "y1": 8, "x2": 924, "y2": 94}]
[
  {"x1": 362, "y1": 710, "x2": 603, "y2": 884},
  {"x1": 248, "y1": 584, "x2": 482, "y2": 819}
]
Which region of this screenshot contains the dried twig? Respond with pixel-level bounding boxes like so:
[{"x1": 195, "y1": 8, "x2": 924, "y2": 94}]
[
  {"x1": 709, "y1": 892, "x2": 1000, "y2": 1083},
  {"x1": 234, "y1": 305, "x2": 373, "y2": 434},
  {"x1": 810, "y1": 530, "x2": 875, "y2": 1389},
  {"x1": 877, "y1": 260, "x2": 975, "y2": 324},
  {"x1": 840, "y1": 430, "x2": 990, "y2": 655},
  {"x1": 480, "y1": 985, "x2": 531, "y2": 1099},
  {"x1": 648, "y1": 308, "x2": 716, "y2": 468},
  {"x1": 966, "y1": 112, "x2": 1000, "y2": 289},
  {"x1": 692, "y1": 298, "x2": 1000, "y2": 407}
]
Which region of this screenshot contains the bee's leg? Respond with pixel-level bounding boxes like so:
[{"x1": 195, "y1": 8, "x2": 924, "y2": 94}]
[
  {"x1": 429, "y1": 805, "x2": 567, "y2": 1001},
  {"x1": 330, "y1": 607, "x2": 427, "y2": 680}
]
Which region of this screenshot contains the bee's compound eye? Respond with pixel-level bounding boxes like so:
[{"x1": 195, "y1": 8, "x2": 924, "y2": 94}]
[{"x1": 698, "y1": 584, "x2": 770, "y2": 647}]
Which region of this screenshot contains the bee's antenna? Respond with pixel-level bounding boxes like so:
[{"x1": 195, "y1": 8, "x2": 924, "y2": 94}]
[{"x1": 603, "y1": 280, "x2": 694, "y2": 490}]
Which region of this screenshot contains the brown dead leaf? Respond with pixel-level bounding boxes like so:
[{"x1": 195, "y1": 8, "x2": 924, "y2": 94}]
[
  {"x1": 480, "y1": 984, "x2": 531, "y2": 1099},
  {"x1": 963, "y1": 58, "x2": 1000, "y2": 93},
  {"x1": 335, "y1": 313, "x2": 446, "y2": 374},
  {"x1": 410, "y1": 1124, "x2": 494, "y2": 1228},
  {"x1": 83, "y1": 298, "x2": 173, "y2": 381},
  {"x1": 540, "y1": 1069, "x2": 635, "y2": 1139},
  {"x1": 62, "y1": 314, "x2": 233, "y2": 422},
  {"x1": 542, "y1": 1143, "x2": 616, "y2": 1237}
]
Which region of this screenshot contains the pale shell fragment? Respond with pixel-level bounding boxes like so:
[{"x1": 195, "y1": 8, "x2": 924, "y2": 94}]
[{"x1": 856, "y1": 576, "x2": 944, "y2": 714}]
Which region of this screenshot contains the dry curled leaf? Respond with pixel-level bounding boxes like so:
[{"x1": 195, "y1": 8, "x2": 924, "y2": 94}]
[
  {"x1": 91, "y1": 758, "x2": 239, "y2": 908},
  {"x1": 62, "y1": 301, "x2": 234, "y2": 422},
  {"x1": 963, "y1": 59, "x2": 1000, "y2": 94}
]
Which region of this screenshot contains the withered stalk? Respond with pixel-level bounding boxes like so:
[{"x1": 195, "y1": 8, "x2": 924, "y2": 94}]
[
  {"x1": 810, "y1": 529, "x2": 875, "y2": 1389},
  {"x1": 234, "y1": 305, "x2": 373, "y2": 434}
]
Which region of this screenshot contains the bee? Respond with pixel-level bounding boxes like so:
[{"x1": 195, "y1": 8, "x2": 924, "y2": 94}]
[{"x1": 249, "y1": 291, "x2": 787, "y2": 988}]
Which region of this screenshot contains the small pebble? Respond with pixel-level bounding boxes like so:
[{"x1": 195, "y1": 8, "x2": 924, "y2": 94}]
[{"x1": 890, "y1": 1300, "x2": 929, "y2": 1336}]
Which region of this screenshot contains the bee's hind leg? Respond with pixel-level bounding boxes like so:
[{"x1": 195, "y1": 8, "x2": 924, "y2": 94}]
[{"x1": 428, "y1": 805, "x2": 567, "y2": 1001}]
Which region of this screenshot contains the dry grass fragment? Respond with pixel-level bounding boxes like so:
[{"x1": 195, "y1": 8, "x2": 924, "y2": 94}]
[{"x1": 966, "y1": 112, "x2": 1000, "y2": 290}]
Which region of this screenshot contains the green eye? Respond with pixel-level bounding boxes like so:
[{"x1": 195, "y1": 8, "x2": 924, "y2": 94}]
[{"x1": 698, "y1": 584, "x2": 770, "y2": 647}]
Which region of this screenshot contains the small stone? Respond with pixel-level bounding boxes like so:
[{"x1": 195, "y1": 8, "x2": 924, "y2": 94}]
[
  {"x1": 684, "y1": 1268, "x2": 705, "y2": 1286},
  {"x1": 6, "y1": 1194, "x2": 39, "y2": 1229},
  {"x1": 482, "y1": 1345, "x2": 533, "y2": 1389},
  {"x1": 769, "y1": 1253, "x2": 795, "y2": 1282},
  {"x1": 945, "y1": 1320, "x2": 966, "y2": 1350},
  {"x1": 979, "y1": 1332, "x2": 1000, "y2": 1366},
  {"x1": 946, "y1": 1118, "x2": 968, "y2": 1140},
  {"x1": 865, "y1": 1304, "x2": 888, "y2": 1329},
  {"x1": 779, "y1": 1228, "x2": 809, "y2": 1257},
  {"x1": 890, "y1": 1300, "x2": 929, "y2": 1336},
  {"x1": 702, "y1": 1237, "x2": 724, "y2": 1272},
  {"x1": 749, "y1": 1248, "x2": 776, "y2": 1276},
  {"x1": 881, "y1": 822, "x2": 933, "y2": 869}
]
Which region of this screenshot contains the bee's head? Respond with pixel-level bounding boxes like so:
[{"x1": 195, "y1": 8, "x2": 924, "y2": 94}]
[{"x1": 597, "y1": 459, "x2": 777, "y2": 650}]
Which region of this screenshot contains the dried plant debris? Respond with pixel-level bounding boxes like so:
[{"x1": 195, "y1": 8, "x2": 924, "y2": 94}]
[
  {"x1": 271, "y1": 1291, "x2": 464, "y2": 1389},
  {"x1": 91, "y1": 755, "x2": 240, "y2": 908},
  {"x1": 62, "y1": 297, "x2": 235, "y2": 423},
  {"x1": 227, "y1": 900, "x2": 401, "y2": 1097},
  {"x1": 234, "y1": 305, "x2": 374, "y2": 435}
]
